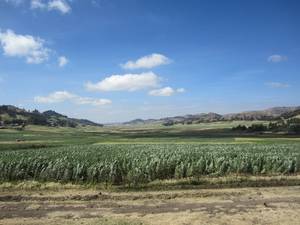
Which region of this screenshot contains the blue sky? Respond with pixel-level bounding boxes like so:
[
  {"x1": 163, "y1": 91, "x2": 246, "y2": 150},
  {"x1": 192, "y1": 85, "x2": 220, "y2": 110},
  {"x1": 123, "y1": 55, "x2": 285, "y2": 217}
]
[{"x1": 0, "y1": 0, "x2": 299, "y2": 123}]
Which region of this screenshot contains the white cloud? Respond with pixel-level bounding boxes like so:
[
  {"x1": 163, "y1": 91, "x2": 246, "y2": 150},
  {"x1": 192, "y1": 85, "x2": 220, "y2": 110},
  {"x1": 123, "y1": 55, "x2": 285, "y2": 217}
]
[
  {"x1": 31, "y1": 0, "x2": 46, "y2": 9},
  {"x1": 48, "y1": 0, "x2": 71, "y2": 14},
  {"x1": 74, "y1": 97, "x2": 111, "y2": 106},
  {"x1": 149, "y1": 87, "x2": 185, "y2": 96},
  {"x1": 85, "y1": 72, "x2": 160, "y2": 92},
  {"x1": 149, "y1": 87, "x2": 175, "y2": 96},
  {"x1": 5, "y1": 0, "x2": 71, "y2": 14},
  {"x1": 176, "y1": 88, "x2": 185, "y2": 93},
  {"x1": 267, "y1": 54, "x2": 288, "y2": 63},
  {"x1": 0, "y1": 29, "x2": 49, "y2": 64},
  {"x1": 34, "y1": 91, "x2": 111, "y2": 106},
  {"x1": 30, "y1": 0, "x2": 71, "y2": 14},
  {"x1": 34, "y1": 91, "x2": 75, "y2": 103},
  {"x1": 121, "y1": 53, "x2": 171, "y2": 70},
  {"x1": 58, "y1": 56, "x2": 68, "y2": 67},
  {"x1": 265, "y1": 82, "x2": 290, "y2": 88}
]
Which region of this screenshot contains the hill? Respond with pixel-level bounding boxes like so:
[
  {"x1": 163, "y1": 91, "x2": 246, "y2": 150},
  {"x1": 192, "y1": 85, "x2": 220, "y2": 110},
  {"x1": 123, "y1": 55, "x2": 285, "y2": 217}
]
[
  {"x1": 0, "y1": 105, "x2": 103, "y2": 128},
  {"x1": 1, "y1": 105, "x2": 300, "y2": 128},
  {"x1": 223, "y1": 106, "x2": 300, "y2": 121},
  {"x1": 123, "y1": 106, "x2": 300, "y2": 126}
]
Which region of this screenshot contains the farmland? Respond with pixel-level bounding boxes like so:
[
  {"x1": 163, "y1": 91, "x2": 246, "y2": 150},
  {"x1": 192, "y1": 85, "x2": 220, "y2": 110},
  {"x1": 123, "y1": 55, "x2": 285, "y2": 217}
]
[
  {"x1": 0, "y1": 124, "x2": 300, "y2": 187},
  {"x1": 0, "y1": 124, "x2": 300, "y2": 225},
  {"x1": 0, "y1": 143, "x2": 300, "y2": 186}
]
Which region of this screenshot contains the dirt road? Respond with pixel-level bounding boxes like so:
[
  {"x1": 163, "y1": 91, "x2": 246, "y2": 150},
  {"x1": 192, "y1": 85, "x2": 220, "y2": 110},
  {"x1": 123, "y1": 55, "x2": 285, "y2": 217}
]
[{"x1": 0, "y1": 186, "x2": 299, "y2": 225}]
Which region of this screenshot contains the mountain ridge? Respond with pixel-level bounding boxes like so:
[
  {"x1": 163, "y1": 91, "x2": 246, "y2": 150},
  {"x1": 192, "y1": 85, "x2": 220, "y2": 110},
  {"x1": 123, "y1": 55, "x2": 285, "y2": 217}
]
[
  {"x1": 0, "y1": 105, "x2": 103, "y2": 127},
  {"x1": 122, "y1": 106, "x2": 300, "y2": 126},
  {"x1": 1, "y1": 105, "x2": 300, "y2": 127}
]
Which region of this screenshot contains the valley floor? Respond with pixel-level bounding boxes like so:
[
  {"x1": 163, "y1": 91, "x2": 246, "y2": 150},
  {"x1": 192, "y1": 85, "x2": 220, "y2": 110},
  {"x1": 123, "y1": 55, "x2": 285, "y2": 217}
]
[
  {"x1": 0, "y1": 186, "x2": 300, "y2": 225},
  {"x1": 1, "y1": 125, "x2": 299, "y2": 224}
]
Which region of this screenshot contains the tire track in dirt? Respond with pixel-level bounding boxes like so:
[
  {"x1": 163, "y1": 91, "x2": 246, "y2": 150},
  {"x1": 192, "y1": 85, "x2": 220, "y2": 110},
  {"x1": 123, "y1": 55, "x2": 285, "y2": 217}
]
[{"x1": 0, "y1": 196, "x2": 299, "y2": 219}]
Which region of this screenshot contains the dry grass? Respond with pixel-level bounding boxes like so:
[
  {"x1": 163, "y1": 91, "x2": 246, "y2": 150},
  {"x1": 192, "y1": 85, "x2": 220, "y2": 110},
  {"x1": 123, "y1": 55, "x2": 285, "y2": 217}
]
[{"x1": 0, "y1": 186, "x2": 299, "y2": 225}]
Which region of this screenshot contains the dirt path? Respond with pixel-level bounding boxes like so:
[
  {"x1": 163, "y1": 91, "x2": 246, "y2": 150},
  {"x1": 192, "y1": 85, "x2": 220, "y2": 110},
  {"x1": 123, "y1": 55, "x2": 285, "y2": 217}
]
[{"x1": 0, "y1": 186, "x2": 299, "y2": 225}]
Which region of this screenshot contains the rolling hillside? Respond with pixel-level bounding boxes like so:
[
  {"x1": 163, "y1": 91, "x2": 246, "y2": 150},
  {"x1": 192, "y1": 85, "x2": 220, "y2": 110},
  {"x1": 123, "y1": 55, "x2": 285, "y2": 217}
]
[
  {"x1": 0, "y1": 105, "x2": 103, "y2": 127},
  {"x1": 1, "y1": 105, "x2": 300, "y2": 128},
  {"x1": 123, "y1": 106, "x2": 300, "y2": 126}
]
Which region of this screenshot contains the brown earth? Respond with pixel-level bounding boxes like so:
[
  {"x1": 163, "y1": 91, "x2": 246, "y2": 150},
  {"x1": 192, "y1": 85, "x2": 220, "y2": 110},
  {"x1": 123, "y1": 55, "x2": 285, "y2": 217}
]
[{"x1": 0, "y1": 186, "x2": 299, "y2": 225}]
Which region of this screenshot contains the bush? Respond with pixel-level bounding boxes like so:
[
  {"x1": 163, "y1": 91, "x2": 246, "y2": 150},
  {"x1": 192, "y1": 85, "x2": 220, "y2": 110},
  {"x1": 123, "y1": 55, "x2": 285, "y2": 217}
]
[
  {"x1": 232, "y1": 125, "x2": 247, "y2": 131},
  {"x1": 247, "y1": 124, "x2": 267, "y2": 132}
]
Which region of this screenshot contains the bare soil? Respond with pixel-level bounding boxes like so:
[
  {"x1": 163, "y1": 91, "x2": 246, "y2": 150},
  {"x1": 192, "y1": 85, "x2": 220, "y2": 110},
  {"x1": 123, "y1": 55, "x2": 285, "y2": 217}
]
[{"x1": 0, "y1": 186, "x2": 299, "y2": 225}]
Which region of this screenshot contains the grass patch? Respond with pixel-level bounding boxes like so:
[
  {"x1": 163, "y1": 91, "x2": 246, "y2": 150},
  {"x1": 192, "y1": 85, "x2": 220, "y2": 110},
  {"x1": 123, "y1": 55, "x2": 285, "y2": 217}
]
[{"x1": 1, "y1": 175, "x2": 300, "y2": 192}]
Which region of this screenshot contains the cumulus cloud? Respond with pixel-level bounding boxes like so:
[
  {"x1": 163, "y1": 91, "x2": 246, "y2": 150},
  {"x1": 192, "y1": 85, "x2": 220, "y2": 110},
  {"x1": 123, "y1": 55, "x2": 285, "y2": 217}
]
[
  {"x1": 0, "y1": 29, "x2": 49, "y2": 64},
  {"x1": 58, "y1": 56, "x2": 68, "y2": 67},
  {"x1": 121, "y1": 53, "x2": 171, "y2": 70},
  {"x1": 30, "y1": 0, "x2": 71, "y2": 14},
  {"x1": 85, "y1": 72, "x2": 160, "y2": 92},
  {"x1": 31, "y1": 0, "x2": 46, "y2": 9},
  {"x1": 149, "y1": 87, "x2": 175, "y2": 96},
  {"x1": 48, "y1": 0, "x2": 71, "y2": 14},
  {"x1": 5, "y1": 0, "x2": 71, "y2": 14},
  {"x1": 267, "y1": 54, "x2": 288, "y2": 63},
  {"x1": 265, "y1": 82, "x2": 290, "y2": 88},
  {"x1": 34, "y1": 91, "x2": 74, "y2": 103},
  {"x1": 34, "y1": 91, "x2": 111, "y2": 106},
  {"x1": 148, "y1": 87, "x2": 185, "y2": 97}
]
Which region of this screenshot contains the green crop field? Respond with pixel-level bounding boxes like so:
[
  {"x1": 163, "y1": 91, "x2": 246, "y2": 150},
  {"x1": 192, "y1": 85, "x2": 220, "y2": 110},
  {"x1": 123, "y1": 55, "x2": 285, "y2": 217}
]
[
  {"x1": 0, "y1": 125, "x2": 300, "y2": 188},
  {"x1": 1, "y1": 143, "x2": 299, "y2": 186}
]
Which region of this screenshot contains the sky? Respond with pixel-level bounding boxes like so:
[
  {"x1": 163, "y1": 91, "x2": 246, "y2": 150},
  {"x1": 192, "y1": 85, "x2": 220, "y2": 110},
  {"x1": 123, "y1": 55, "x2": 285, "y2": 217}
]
[{"x1": 0, "y1": 0, "x2": 299, "y2": 123}]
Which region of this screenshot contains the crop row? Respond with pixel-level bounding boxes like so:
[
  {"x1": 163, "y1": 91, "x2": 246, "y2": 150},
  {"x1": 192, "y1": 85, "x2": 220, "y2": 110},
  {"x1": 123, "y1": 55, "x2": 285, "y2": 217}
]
[{"x1": 0, "y1": 144, "x2": 299, "y2": 185}]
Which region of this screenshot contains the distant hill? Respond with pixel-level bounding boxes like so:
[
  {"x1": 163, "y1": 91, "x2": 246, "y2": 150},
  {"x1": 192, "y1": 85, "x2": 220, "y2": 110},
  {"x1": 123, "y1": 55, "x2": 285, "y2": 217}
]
[
  {"x1": 0, "y1": 105, "x2": 103, "y2": 128},
  {"x1": 279, "y1": 108, "x2": 300, "y2": 119},
  {"x1": 123, "y1": 106, "x2": 300, "y2": 126},
  {"x1": 1, "y1": 105, "x2": 300, "y2": 128},
  {"x1": 123, "y1": 118, "x2": 158, "y2": 126},
  {"x1": 223, "y1": 107, "x2": 300, "y2": 121}
]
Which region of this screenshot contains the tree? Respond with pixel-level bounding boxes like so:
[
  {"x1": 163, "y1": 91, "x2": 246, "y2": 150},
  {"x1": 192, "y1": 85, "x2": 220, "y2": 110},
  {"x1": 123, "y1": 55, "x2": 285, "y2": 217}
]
[
  {"x1": 232, "y1": 125, "x2": 247, "y2": 131},
  {"x1": 247, "y1": 124, "x2": 267, "y2": 132}
]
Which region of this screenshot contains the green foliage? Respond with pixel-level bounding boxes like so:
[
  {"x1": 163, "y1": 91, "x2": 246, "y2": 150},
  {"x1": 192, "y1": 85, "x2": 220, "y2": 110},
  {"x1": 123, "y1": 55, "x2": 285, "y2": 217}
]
[
  {"x1": 232, "y1": 125, "x2": 247, "y2": 131},
  {"x1": 247, "y1": 124, "x2": 268, "y2": 132},
  {"x1": 287, "y1": 118, "x2": 300, "y2": 133},
  {"x1": 232, "y1": 123, "x2": 268, "y2": 132},
  {"x1": 0, "y1": 143, "x2": 299, "y2": 186},
  {"x1": 162, "y1": 120, "x2": 174, "y2": 126},
  {"x1": 233, "y1": 119, "x2": 300, "y2": 134}
]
